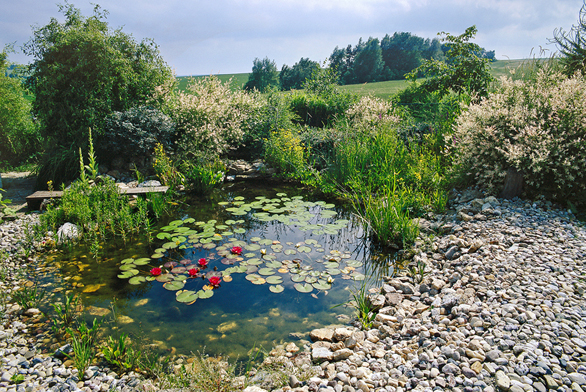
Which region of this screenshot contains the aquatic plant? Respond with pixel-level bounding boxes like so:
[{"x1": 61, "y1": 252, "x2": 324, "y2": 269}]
[{"x1": 12, "y1": 283, "x2": 45, "y2": 311}]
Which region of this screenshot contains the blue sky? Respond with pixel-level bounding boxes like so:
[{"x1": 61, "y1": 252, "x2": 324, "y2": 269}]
[{"x1": 2, "y1": 0, "x2": 584, "y2": 76}]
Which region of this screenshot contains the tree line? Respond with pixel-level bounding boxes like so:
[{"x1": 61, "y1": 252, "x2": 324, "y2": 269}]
[{"x1": 245, "y1": 31, "x2": 496, "y2": 92}]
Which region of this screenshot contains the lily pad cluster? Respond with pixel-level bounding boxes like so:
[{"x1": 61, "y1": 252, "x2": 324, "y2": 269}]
[{"x1": 117, "y1": 193, "x2": 364, "y2": 305}]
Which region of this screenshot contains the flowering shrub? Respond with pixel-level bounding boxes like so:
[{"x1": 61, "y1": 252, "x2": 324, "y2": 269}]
[
  {"x1": 344, "y1": 96, "x2": 401, "y2": 131},
  {"x1": 264, "y1": 127, "x2": 309, "y2": 179},
  {"x1": 154, "y1": 76, "x2": 263, "y2": 158},
  {"x1": 451, "y1": 68, "x2": 586, "y2": 206}
]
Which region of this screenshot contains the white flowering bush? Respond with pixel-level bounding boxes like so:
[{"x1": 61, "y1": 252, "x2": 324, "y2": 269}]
[
  {"x1": 154, "y1": 76, "x2": 263, "y2": 158},
  {"x1": 451, "y1": 68, "x2": 586, "y2": 206},
  {"x1": 344, "y1": 96, "x2": 401, "y2": 131}
]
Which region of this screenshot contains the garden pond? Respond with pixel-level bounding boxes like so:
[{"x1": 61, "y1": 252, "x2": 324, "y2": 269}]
[{"x1": 35, "y1": 182, "x2": 396, "y2": 359}]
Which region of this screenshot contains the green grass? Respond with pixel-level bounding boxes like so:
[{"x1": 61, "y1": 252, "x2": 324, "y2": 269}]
[
  {"x1": 177, "y1": 59, "x2": 533, "y2": 99},
  {"x1": 177, "y1": 73, "x2": 249, "y2": 92}
]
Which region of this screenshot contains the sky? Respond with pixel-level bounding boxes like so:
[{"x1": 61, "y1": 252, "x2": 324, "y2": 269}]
[{"x1": 1, "y1": 0, "x2": 584, "y2": 76}]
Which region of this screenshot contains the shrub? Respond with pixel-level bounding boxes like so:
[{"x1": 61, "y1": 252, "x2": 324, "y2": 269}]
[
  {"x1": 155, "y1": 76, "x2": 262, "y2": 159},
  {"x1": 451, "y1": 68, "x2": 586, "y2": 207},
  {"x1": 344, "y1": 96, "x2": 401, "y2": 131},
  {"x1": 264, "y1": 127, "x2": 310, "y2": 180},
  {"x1": 99, "y1": 106, "x2": 176, "y2": 164}
]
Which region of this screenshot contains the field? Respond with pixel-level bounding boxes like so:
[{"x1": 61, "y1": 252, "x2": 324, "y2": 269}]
[{"x1": 177, "y1": 59, "x2": 534, "y2": 99}]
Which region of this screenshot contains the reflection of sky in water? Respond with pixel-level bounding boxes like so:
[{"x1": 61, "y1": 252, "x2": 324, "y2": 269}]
[{"x1": 38, "y1": 182, "x2": 394, "y2": 359}]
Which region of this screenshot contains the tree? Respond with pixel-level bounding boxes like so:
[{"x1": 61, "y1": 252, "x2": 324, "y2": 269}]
[
  {"x1": 0, "y1": 47, "x2": 41, "y2": 167},
  {"x1": 352, "y1": 37, "x2": 384, "y2": 83},
  {"x1": 381, "y1": 32, "x2": 425, "y2": 80},
  {"x1": 551, "y1": 0, "x2": 586, "y2": 75},
  {"x1": 406, "y1": 26, "x2": 494, "y2": 99},
  {"x1": 23, "y1": 3, "x2": 173, "y2": 185},
  {"x1": 244, "y1": 57, "x2": 279, "y2": 93},
  {"x1": 279, "y1": 58, "x2": 320, "y2": 90}
]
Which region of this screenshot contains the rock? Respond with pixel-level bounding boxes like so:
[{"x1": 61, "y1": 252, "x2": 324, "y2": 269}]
[
  {"x1": 568, "y1": 373, "x2": 586, "y2": 386},
  {"x1": 445, "y1": 246, "x2": 460, "y2": 260},
  {"x1": 57, "y1": 222, "x2": 80, "y2": 243},
  {"x1": 495, "y1": 370, "x2": 511, "y2": 391},
  {"x1": 138, "y1": 180, "x2": 162, "y2": 187},
  {"x1": 310, "y1": 328, "x2": 334, "y2": 342},
  {"x1": 332, "y1": 349, "x2": 353, "y2": 361},
  {"x1": 333, "y1": 328, "x2": 353, "y2": 341},
  {"x1": 289, "y1": 375, "x2": 301, "y2": 388},
  {"x1": 312, "y1": 347, "x2": 334, "y2": 362},
  {"x1": 244, "y1": 387, "x2": 268, "y2": 392}
]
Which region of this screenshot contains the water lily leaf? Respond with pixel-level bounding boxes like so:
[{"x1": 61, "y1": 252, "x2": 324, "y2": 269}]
[
  {"x1": 271, "y1": 244, "x2": 283, "y2": 252},
  {"x1": 266, "y1": 276, "x2": 283, "y2": 284},
  {"x1": 156, "y1": 274, "x2": 173, "y2": 282},
  {"x1": 117, "y1": 270, "x2": 137, "y2": 279},
  {"x1": 347, "y1": 260, "x2": 363, "y2": 267},
  {"x1": 284, "y1": 249, "x2": 297, "y2": 256},
  {"x1": 298, "y1": 246, "x2": 311, "y2": 253},
  {"x1": 215, "y1": 224, "x2": 229, "y2": 230},
  {"x1": 259, "y1": 239, "x2": 273, "y2": 246},
  {"x1": 294, "y1": 283, "x2": 313, "y2": 293},
  {"x1": 269, "y1": 284, "x2": 285, "y2": 293},
  {"x1": 129, "y1": 276, "x2": 146, "y2": 285},
  {"x1": 119, "y1": 264, "x2": 136, "y2": 271},
  {"x1": 234, "y1": 196, "x2": 245, "y2": 201},
  {"x1": 327, "y1": 268, "x2": 342, "y2": 275},
  {"x1": 163, "y1": 281, "x2": 184, "y2": 291},
  {"x1": 251, "y1": 277, "x2": 266, "y2": 285},
  {"x1": 146, "y1": 276, "x2": 155, "y2": 282},
  {"x1": 211, "y1": 235, "x2": 223, "y2": 241},
  {"x1": 305, "y1": 239, "x2": 318, "y2": 245},
  {"x1": 265, "y1": 261, "x2": 282, "y2": 269},
  {"x1": 163, "y1": 241, "x2": 178, "y2": 250},
  {"x1": 324, "y1": 228, "x2": 339, "y2": 235},
  {"x1": 220, "y1": 231, "x2": 234, "y2": 236},
  {"x1": 134, "y1": 258, "x2": 151, "y2": 265},
  {"x1": 176, "y1": 290, "x2": 199, "y2": 304},
  {"x1": 246, "y1": 266, "x2": 258, "y2": 274},
  {"x1": 323, "y1": 203, "x2": 336, "y2": 209},
  {"x1": 245, "y1": 244, "x2": 261, "y2": 251},
  {"x1": 174, "y1": 227, "x2": 190, "y2": 233},
  {"x1": 291, "y1": 274, "x2": 305, "y2": 283},
  {"x1": 156, "y1": 232, "x2": 171, "y2": 240},
  {"x1": 172, "y1": 266, "x2": 186, "y2": 274},
  {"x1": 223, "y1": 275, "x2": 233, "y2": 282},
  {"x1": 313, "y1": 281, "x2": 332, "y2": 290},
  {"x1": 121, "y1": 258, "x2": 135, "y2": 265},
  {"x1": 233, "y1": 228, "x2": 246, "y2": 234},
  {"x1": 202, "y1": 243, "x2": 216, "y2": 250},
  {"x1": 198, "y1": 289, "x2": 214, "y2": 299},
  {"x1": 184, "y1": 218, "x2": 196, "y2": 224},
  {"x1": 278, "y1": 267, "x2": 288, "y2": 274},
  {"x1": 244, "y1": 252, "x2": 256, "y2": 258},
  {"x1": 324, "y1": 261, "x2": 340, "y2": 269},
  {"x1": 258, "y1": 268, "x2": 275, "y2": 276},
  {"x1": 276, "y1": 192, "x2": 287, "y2": 197},
  {"x1": 250, "y1": 236, "x2": 262, "y2": 242},
  {"x1": 312, "y1": 230, "x2": 325, "y2": 235},
  {"x1": 247, "y1": 258, "x2": 263, "y2": 266},
  {"x1": 315, "y1": 248, "x2": 325, "y2": 253},
  {"x1": 320, "y1": 210, "x2": 337, "y2": 218},
  {"x1": 304, "y1": 276, "x2": 318, "y2": 284},
  {"x1": 352, "y1": 272, "x2": 366, "y2": 281}
]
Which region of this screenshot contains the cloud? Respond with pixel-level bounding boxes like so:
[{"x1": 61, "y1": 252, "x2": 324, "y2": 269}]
[{"x1": 1, "y1": 0, "x2": 584, "y2": 74}]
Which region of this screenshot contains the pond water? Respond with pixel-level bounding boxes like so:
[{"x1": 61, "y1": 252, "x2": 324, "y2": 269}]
[{"x1": 36, "y1": 182, "x2": 394, "y2": 359}]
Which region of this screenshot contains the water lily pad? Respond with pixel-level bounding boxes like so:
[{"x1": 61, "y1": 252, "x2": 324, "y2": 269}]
[
  {"x1": 223, "y1": 275, "x2": 233, "y2": 282},
  {"x1": 247, "y1": 258, "x2": 263, "y2": 265},
  {"x1": 163, "y1": 241, "x2": 178, "y2": 250},
  {"x1": 291, "y1": 274, "x2": 305, "y2": 283},
  {"x1": 269, "y1": 284, "x2": 285, "y2": 293},
  {"x1": 163, "y1": 281, "x2": 184, "y2": 291},
  {"x1": 164, "y1": 261, "x2": 178, "y2": 269},
  {"x1": 251, "y1": 277, "x2": 266, "y2": 285},
  {"x1": 233, "y1": 228, "x2": 246, "y2": 234},
  {"x1": 245, "y1": 244, "x2": 261, "y2": 251},
  {"x1": 313, "y1": 281, "x2": 332, "y2": 290},
  {"x1": 156, "y1": 233, "x2": 171, "y2": 240},
  {"x1": 119, "y1": 264, "x2": 136, "y2": 271},
  {"x1": 250, "y1": 236, "x2": 262, "y2": 242},
  {"x1": 117, "y1": 270, "x2": 138, "y2": 279},
  {"x1": 347, "y1": 260, "x2": 363, "y2": 267},
  {"x1": 202, "y1": 243, "x2": 216, "y2": 250},
  {"x1": 258, "y1": 268, "x2": 275, "y2": 276},
  {"x1": 298, "y1": 246, "x2": 311, "y2": 253},
  {"x1": 134, "y1": 258, "x2": 151, "y2": 265},
  {"x1": 176, "y1": 290, "x2": 199, "y2": 304},
  {"x1": 198, "y1": 289, "x2": 214, "y2": 299},
  {"x1": 294, "y1": 283, "x2": 313, "y2": 293},
  {"x1": 327, "y1": 268, "x2": 342, "y2": 275},
  {"x1": 215, "y1": 224, "x2": 228, "y2": 230},
  {"x1": 120, "y1": 258, "x2": 135, "y2": 265},
  {"x1": 284, "y1": 249, "x2": 297, "y2": 255},
  {"x1": 324, "y1": 261, "x2": 340, "y2": 269},
  {"x1": 266, "y1": 275, "x2": 283, "y2": 285},
  {"x1": 220, "y1": 231, "x2": 233, "y2": 236},
  {"x1": 129, "y1": 276, "x2": 146, "y2": 285},
  {"x1": 156, "y1": 274, "x2": 173, "y2": 282},
  {"x1": 258, "y1": 239, "x2": 273, "y2": 246},
  {"x1": 305, "y1": 276, "x2": 318, "y2": 284},
  {"x1": 352, "y1": 272, "x2": 366, "y2": 281}
]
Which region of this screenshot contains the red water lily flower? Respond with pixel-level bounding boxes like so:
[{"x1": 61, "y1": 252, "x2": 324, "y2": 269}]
[
  {"x1": 198, "y1": 258, "x2": 208, "y2": 268},
  {"x1": 150, "y1": 267, "x2": 162, "y2": 276},
  {"x1": 188, "y1": 268, "x2": 199, "y2": 277},
  {"x1": 209, "y1": 276, "x2": 221, "y2": 287},
  {"x1": 230, "y1": 246, "x2": 243, "y2": 255}
]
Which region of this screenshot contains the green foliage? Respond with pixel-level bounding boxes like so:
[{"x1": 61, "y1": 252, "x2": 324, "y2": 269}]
[
  {"x1": 24, "y1": 3, "x2": 173, "y2": 186},
  {"x1": 406, "y1": 26, "x2": 494, "y2": 99},
  {"x1": 551, "y1": 1, "x2": 586, "y2": 76},
  {"x1": 0, "y1": 47, "x2": 42, "y2": 167},
  {"x1": 65, "y1": 318, "x2": 102, "y2": 375},
  {"x1": 156, "y1": 75, "x2": 262, "y2": 159},
  {"x1": 280, "y1": 58, "x2": 320, "y2": 90},
  {"x1": 451, "y1": 66, "x2": 586, "y2": 208},
  {"x1": 102, "y1": 333, "x2": 142, "y2": 373},
  {"x1": 12, "y1": 283, "x2": 45, "y2": 311},
  {"x1": 406, "y1": 260, "x2": 430, "y2": 284},
  {"x1": 264, "y1": 127, "x2": 311, "y2": 181},
  {"x1": 181, "y1": 159, "x2": 226, "y2": 194},
  {"x1": 288, "y1": 68, "x2": 358, "y2": 128},
  {"x1": 10, "y1": 374, "x2": 25, "y2": 385},
  {"x1": 244, "y1": 57, "x2": 279, "y2": 93},
  {"x1": 161, "y1": 352, "x2": 239, "y2": 392},
  {"x1": 50, "y1": 292, "x2": 80, "y2": 339},
  {"x1": 100, "y1": 106, "x2": 176, "y2": 164},
  {"x1": 153, "y1": 143, "x2": 184, "y2": 191},
  {"x1": 333, "y1": 281, "x2": 377, "y2": 330},
  {"x1": 353, "y1": 37, "x2": 384, "y2": 83}
]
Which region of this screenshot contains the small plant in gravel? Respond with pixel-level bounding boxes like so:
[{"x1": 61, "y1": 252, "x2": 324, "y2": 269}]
[
  {"x1": 102, "y1": 332, "x2": 142, "y2": 373},
  {"x1": 50, "y1": 291, "x2": 81, "y2": 339},
  {"x1": 334, "y1": 281, "x2": 378, "y2": 330},
  {"x1": 406, "y1": 260, "x2": 430, "y2": 284},
  {"x1": 65, "y1": 318, "x2": 102, "y2": 376},
  {"x1": 12, "y1": 283, "x2": 45, "y2": 311}
]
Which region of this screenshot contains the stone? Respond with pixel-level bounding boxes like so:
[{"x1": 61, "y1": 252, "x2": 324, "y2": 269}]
[
  {"x1": 332, "y1": 349, "x2": 353, "y2": 361},
  {"x1": 138, "y1": 180, "x2": 162, "y2": 187},
  {"x1": 333, "y1": 328, "x2": 353, "y2": 341},
  {"x1": 495, "y1": 370, "x2": 511, "y2": 391},
  {"x1": 56, "y1": 222, "x2": 80, "y2": 243},
  {"x1": 310, "y1": 328, "x2": 334, "y2": 342},
  {"x1": 289, "y1": 375, "x2": 301, "y2": 388},
  {"x1": 568, "y1": 373, "x2": 586, "y2": 386},
  {"x1": 312, "y1": 347, "x2": 334, "y2": 362}
]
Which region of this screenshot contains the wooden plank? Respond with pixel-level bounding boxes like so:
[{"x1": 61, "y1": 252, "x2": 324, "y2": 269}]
[{"x1": 26, "y1": 186, "x2": 169, "y2": 210}]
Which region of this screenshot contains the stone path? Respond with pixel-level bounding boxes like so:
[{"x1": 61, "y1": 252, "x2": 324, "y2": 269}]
[{"x1": 1, "y1": 172, "x2": 36, "y2": 214}]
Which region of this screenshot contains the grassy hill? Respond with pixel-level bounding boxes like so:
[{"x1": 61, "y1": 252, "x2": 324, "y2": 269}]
[{"x1": 177, "y1": 59, "x2": 534, "y2": 99}]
